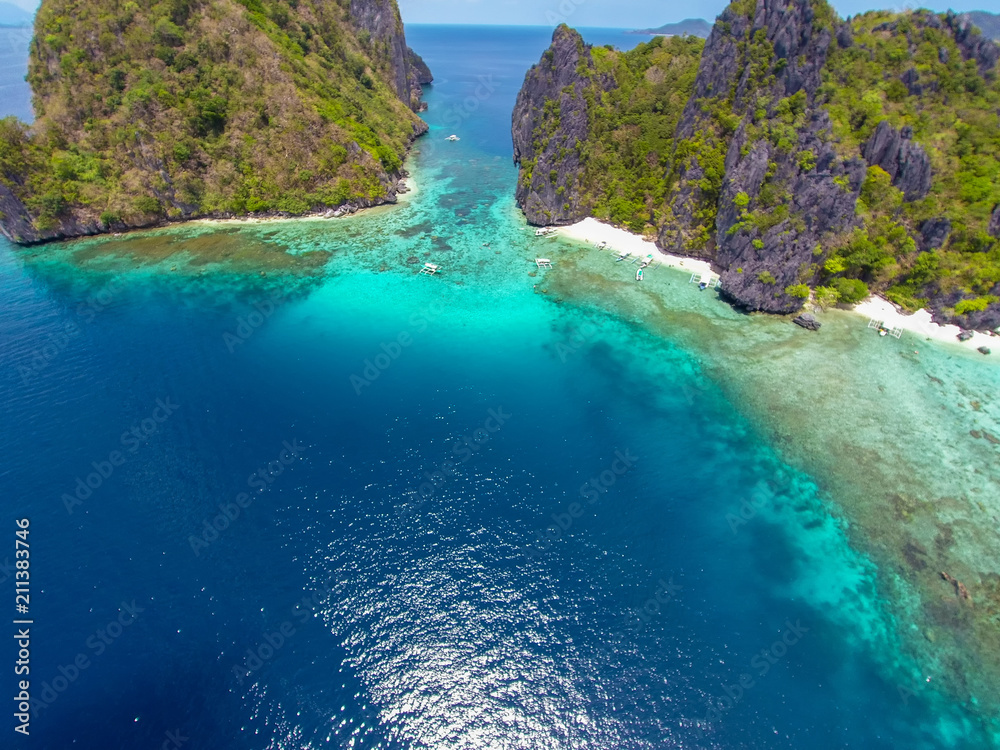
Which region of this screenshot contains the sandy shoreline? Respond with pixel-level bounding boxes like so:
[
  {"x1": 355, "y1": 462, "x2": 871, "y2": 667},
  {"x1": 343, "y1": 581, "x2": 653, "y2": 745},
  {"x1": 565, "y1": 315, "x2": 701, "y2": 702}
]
[
  {"x1": 853, "y1": 296, "x2": 996, "y2": 353},
  {"x1": 557, "y1": 218, "x2": 714, "y2": 276},
  {"x1": 196, "y1": 174, "x2": 417, "y2": 229},
  {"x1": 556, "y1": 217, "x2": 997, "y2": 356}
]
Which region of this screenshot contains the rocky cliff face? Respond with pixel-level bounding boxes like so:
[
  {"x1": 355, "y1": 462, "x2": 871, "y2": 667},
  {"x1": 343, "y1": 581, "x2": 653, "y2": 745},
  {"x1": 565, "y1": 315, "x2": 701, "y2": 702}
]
[
  {"x1": 348, "y1": 0, "x2": 433, "y2": 111},
  {"x1": 512, "y1": 1, "x2": 1000, "y2": 329},
  {"x1": 861, "y1": 122, "x2": 931, "y2": 202},
  {"x1": 664, "y1": 0, "x2": 867, "y2": 313},
  {"x1": 946, "y1": 11, "x2": 1000, "y2": 74},
  {"x1": 0, "y1": 0, "x2": 429, "y2": 245},
  {"x1": 512, "y1": 26, "x2": 613, "y2": 226}
]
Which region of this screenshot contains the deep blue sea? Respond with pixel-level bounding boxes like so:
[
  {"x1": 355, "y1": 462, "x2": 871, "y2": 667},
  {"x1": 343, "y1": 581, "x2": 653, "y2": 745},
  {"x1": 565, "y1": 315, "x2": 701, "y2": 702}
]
[{"x1": 1, "y1": 24, "x2": 998, "y2": 750}]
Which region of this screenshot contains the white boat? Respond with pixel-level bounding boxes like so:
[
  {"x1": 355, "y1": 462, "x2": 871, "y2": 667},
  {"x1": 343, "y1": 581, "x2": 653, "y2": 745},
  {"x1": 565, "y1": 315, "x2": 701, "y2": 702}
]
[
  {"x1": 636, "y1": 268, "x2": 644, "y2": 281},
  {"x1": 535, "y1": 227, "x2": 557, "y2": 237},
  {"x1": 639, "y1": 254, "x2": 654, "y2": 269},
  {"x1": 446, "y1": 135, "x2": 460, "y2": 141},
  {"x1": 615, "y1": 250, "x2": 631, "y2": 262}
]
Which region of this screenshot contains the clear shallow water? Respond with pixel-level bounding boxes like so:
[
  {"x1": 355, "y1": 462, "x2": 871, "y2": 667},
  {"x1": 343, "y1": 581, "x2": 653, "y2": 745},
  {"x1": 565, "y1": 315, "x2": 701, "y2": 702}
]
[{"x1": 1, "y1": 24, "x2": 999, "y2": 750}]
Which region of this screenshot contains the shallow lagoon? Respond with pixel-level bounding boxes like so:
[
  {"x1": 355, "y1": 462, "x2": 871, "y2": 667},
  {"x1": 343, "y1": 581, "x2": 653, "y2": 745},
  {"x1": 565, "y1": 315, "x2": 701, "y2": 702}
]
[{"x1": 1, "y1": 24, "x2": 999, "y2": 750}]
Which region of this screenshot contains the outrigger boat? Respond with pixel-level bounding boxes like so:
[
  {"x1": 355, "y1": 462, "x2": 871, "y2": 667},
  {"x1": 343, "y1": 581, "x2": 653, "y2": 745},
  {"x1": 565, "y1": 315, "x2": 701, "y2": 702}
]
[
  {"x1": 535, "y1": 227, "x2": 557, "y2": 237},
  {"x1": 615, "y1": 249, "x2": 631, "y2": 262},
  {"x1": 639, "y1": 254, "x2": 654, "y2": 269}
]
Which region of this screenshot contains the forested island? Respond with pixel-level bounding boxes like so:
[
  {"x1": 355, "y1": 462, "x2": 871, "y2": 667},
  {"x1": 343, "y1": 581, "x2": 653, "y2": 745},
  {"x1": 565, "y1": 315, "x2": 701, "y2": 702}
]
[
  {"x1": 513, "y1": 1, "x2": 1000, "y2": 330},
  {"x1": 0, "y1": 0, "x2": 431, "y2": 244}
]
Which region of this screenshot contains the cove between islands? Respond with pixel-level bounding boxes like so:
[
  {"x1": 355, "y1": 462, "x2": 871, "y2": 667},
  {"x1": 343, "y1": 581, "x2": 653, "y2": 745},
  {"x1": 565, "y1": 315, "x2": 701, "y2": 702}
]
[{"x1": 5, "y1": 23, "x2": 1000, "y2": 749}]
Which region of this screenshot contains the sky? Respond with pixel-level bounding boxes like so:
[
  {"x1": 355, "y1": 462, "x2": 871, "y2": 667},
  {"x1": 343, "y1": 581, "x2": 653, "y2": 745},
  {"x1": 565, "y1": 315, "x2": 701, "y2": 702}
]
[
  {"x1": 5, "y1": 0, "x2": 999, "y2": 28},
  {"x1": 398, "y1": 0, "x2": 999, "y2": 27}
]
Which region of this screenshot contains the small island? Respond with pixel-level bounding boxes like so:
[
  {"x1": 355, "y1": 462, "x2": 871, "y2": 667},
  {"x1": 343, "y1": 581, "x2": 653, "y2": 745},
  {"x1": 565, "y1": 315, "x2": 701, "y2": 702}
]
[
  {"x1": 0, "y1": 0, "x2": 431, "y2": 245},
  {"x1": 627, "y1": 18, "x2": 712, "y2": 38}
]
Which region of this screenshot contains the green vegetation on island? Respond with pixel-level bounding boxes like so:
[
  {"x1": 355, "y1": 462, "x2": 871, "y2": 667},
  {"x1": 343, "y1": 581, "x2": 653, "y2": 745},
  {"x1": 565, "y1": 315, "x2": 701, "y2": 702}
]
[
  {"x1": 0, "y1": 0, "x2": 428, "y2": 243},
  {"x1": 820, "y1": 9, "x2": 1000, "y2": 314},
  {"x1": 517, "y1": 34, "x2": 704, "y2": 232},
  {"x1": 514, "y1": 2, "x2": 1000, "y2": 327}
]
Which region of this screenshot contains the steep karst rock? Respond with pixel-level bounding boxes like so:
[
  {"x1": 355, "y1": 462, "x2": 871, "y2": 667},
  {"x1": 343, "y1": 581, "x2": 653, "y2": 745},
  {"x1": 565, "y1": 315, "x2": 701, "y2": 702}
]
[
  {"x1": 0, "y1": 0, "x2": 430, "y2": 244},
  {"x1": 349, "y1": 0, "x2": 433, "y2": 111},
  {"x1": 512, "y1": 0, "x2": 1000, "y2": 329},
  {"x1": 946, "y1": 11, "x2": 1000, "y2": 75},
  {"x1": 989, "y1": 206, "x2": 1000, "y2": 238},
  {"x1": 921, "y1": 217, "x2": 952, "y2": 251},
  {"x1": 665, "y1": 0, "x2": 865, "y2": 313},
  {"x1": 512, "y1": 26, "x2": 613, "y2": 226},
  {"x1": 862, "y1": 122, "x2": 932, "y2": 202}
]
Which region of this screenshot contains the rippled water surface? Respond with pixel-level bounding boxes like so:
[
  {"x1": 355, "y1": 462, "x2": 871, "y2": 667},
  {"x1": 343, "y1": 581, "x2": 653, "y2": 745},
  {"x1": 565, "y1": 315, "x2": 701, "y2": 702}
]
[{"x1": 1, "y1": 25, "x2": 999, "y2": 750}]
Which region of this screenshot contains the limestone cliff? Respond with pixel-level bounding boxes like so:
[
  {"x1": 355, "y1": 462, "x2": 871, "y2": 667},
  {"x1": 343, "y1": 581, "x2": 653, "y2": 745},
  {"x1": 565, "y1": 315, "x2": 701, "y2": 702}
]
[
  {"x1": 513, "y1": 2, "x2": 1000, "y2": 329},
  {"x1": 348, "y1": 0, "x2": 433, "y2": 111},
  {"x1": 0, "y1": 0, "x2": 431, "y2": 245},
  {"x1": 512, "y1": 26, "x2": 613, "y2": 226}
]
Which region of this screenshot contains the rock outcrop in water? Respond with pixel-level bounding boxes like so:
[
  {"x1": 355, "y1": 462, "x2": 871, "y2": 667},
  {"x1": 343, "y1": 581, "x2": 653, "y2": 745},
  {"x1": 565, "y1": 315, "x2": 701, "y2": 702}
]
[
  {"x1": 512, "y1": 1, "x2": 1000, "y2": 329},
  {"x1": 0, "y1": 0, "x2": 430, "y2": 245}
]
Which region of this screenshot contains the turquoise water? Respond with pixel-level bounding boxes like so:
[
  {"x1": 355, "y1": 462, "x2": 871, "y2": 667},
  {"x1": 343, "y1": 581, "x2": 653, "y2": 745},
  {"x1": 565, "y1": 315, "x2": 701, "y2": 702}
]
[{"x1": 1, "y1": 24, "x2": 999, "y2": 750}]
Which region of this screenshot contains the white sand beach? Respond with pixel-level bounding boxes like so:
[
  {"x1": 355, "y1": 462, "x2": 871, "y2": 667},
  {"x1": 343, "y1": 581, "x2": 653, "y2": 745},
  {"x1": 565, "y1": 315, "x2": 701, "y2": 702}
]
[
  {"x1": 557, "y1": 218, "x2": 714, "y2": 276},
  {"x1": 853, "y1": 295, "x2": 996, "y2": 354},
  {"x1": 557, "y1": 217, "x2": 996, "y2": 356}
]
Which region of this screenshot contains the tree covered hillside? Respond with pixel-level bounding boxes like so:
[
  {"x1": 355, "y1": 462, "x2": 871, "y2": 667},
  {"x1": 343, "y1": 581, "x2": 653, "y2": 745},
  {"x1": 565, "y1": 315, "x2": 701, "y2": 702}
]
[
  {"x1": 513, "y1": 2, "x2": 1000, "y2": 329},
  {"x1": 513, "y1": 31, "x2": 705, "y2": 231},
  {"x1": 821, "y1": 10, "x2": 1000, "y2": 324},
  {"x1": 0, "y1": 0, "x2": 430, "y2": 243}
]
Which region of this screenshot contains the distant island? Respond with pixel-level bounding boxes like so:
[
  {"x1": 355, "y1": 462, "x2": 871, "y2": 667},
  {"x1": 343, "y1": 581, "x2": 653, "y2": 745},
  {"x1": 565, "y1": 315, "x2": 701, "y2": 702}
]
[
  {"x1": 0, "y1": 2, "x2": 33, "y2": 27},
  {"x1": 628, "y1": 18, "x2": 711, "y2": 38},
  {"x1": 963, "y1": 10, "x2": 1000, "y2": 40}
]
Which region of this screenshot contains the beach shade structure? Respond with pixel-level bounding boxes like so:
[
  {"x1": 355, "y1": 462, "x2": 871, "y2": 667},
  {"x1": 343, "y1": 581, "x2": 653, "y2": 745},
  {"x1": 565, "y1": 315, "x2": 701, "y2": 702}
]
[
  {"x1": 690, "y1": 272, "x2": 720, "y2": 289},
  {"x1": 868, "y1": 318, "x2": 903, "y2": 339}
]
